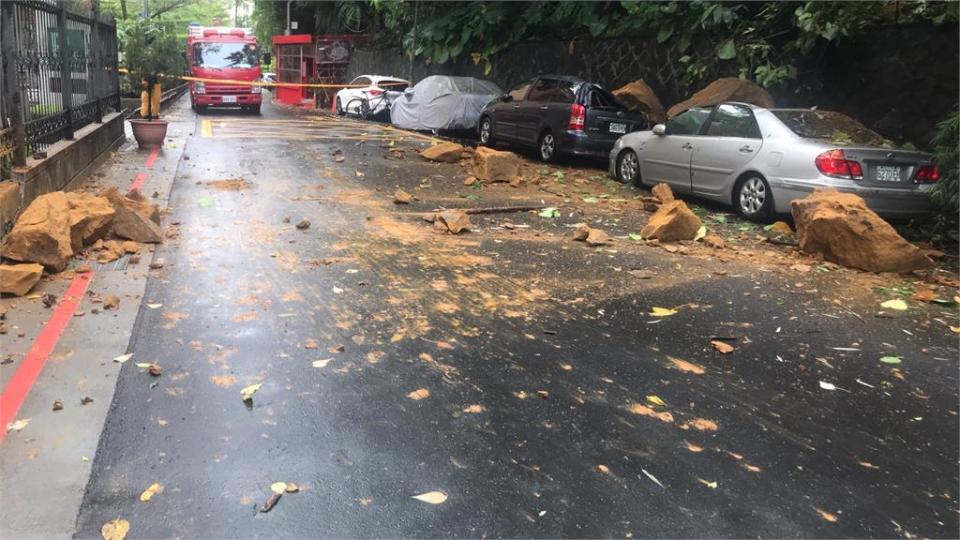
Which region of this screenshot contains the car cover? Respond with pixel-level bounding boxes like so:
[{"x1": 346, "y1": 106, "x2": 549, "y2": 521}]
[{"x1": 390, "y1": 75, "x2": 502, "y2": 131}]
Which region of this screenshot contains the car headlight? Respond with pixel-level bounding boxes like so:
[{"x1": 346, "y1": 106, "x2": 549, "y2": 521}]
[
  {"x1": 251, "y1": 85, "x2": 261, "y2": 94},
  {"x1": 194, "y1": 82, "x2": 205, "y2": 94}
]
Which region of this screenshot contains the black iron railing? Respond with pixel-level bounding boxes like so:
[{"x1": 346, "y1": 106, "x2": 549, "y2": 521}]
[{"x1": 0, "y1": 0, "x2": 120, "y2": 176}]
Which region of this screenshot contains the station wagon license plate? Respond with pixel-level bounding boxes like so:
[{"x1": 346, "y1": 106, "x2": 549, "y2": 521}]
[
  {"x1": 221, "y1": 95, "x2": 237, "y2": 103},
  {"x1": 875, "y1": 165, "x2": 902, "y2": 182},
  {"x1": 609, "y1": 122, "x2": 627, "y2": 134}
]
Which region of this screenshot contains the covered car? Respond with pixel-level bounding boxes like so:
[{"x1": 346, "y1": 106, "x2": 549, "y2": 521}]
[{"x1": 390, "y1": 75, "x2": 502, "y2": 131}]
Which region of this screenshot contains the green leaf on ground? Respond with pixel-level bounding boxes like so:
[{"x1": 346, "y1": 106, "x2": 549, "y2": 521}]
[
  {"x1": 879, "y1": 356, "x2": 902, "y2": 364},
  {"x1": 538, "y1": 207, "x2": 560, "y2": 218},
  {"x1": 880, "y1": 299, "x2": 908, "y2": 311},
  {"x1": 628, "y1": 233, "x2": 643, "y2": 241}
]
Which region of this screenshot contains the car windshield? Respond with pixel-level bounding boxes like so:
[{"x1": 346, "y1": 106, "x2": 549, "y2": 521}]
[
  {"x1": 193, "y1": 42, "x2": 258, "y2": 69},
  {"x1": 772, "y1": 110, "x2": 895, "y2": 147}
]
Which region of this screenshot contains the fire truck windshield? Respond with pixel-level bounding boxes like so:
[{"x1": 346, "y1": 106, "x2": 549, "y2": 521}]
[{"x1": 192, "y1": 43, "x2": 259, "y2": 69}]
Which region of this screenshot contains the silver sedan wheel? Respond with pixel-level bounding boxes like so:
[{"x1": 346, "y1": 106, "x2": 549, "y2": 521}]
[
  {"x1": 540, "y1": 133, "x2": 555, "y2": 161},
  {"x1": 739, "y1": 176, "x2": 767, "y2": 215},
  {"x1": 618, "y1": 150, "x2": 639, "y2": 183}
]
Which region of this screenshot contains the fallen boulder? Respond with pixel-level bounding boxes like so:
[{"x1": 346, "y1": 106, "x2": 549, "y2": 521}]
[
  {"x1": 65, "y1": 192, "x2": 115, "y2": 252},
  {"x1": 640, "y1": 200, "x2": 702, "y2": 241},
  {"x1": 612, "y1": 80, "x2": 666, "y2": 124},
  {"x1": 667, "y1": 78, "x2": 774, "y2": 118},
  {"x1": 473, "y1": 146, "x2": 521, "y2": 184},
  {"x1": 394, "y1": 189, "x2": 414, "y2": 204},
  {"x1": 0, "y1": 263, "x2": 44, "y2": 296},
  {"x1": 0, "y1": 192, "x2": 74, "y2": 271},
  {"x1": 100, "y1": 187, "x2": 162, "y2": 243},
  {"x1": 572, "y1": 224, "x2": 610, "y2": 246},
  {"x1": 419, "y1": 142, "x2": 465, "y2": 163},
  {"x1": 651, "y1": 183, "x2": 675, "y2": 203},
  {"x1": 433, "y1": 210, "x2": 471, "y2": 234},
  {"x1": 791, "y1": 189, "x2": 933, "y2": 273}
]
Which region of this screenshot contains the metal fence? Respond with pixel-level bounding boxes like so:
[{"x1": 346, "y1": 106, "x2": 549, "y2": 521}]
[{"x1": 1, "y1": 0, "x2": 120, "y2": 177}]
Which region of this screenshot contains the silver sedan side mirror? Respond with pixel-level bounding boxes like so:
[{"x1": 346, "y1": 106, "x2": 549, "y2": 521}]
[{"x1": 652, "y1": 124, "x2": 666, "y2": 136}]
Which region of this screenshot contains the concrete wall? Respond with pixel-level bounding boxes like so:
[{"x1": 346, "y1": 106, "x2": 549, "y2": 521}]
[
  {"x1": 1, "y1": 113, "x2": 124, "y2": 234},
  {"x1": 347, "y1": 23, "x2": 958, "y2": 148}
]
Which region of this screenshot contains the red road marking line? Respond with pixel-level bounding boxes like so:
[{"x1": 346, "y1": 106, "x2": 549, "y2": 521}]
[
  {"x1": 144, "y1": 148, "x2": 160, "y2": 168},
  {"x1": 129, "y1": 172, "x2": 148, "y2": 192},
  {"x1": 0, "y1": 271, "x2": 94, "y2": 444}
]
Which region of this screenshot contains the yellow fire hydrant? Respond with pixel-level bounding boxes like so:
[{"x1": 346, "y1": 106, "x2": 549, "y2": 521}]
[{"x1": 140, "y1": 77, "x2": 162, "y2": 119}]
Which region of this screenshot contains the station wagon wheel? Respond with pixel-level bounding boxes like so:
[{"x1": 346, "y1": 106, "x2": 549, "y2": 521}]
[
  {"x1": 735, "y1": 174, "x2": 772, "y2": 221},
  {"x1": 539, "y1": 131, "x2": 556, "y2": 162},
  {"x1": 479, "y1": 116, "x2": 495, "y2": 146},
  {"x1": 617, "y1": 149, "x2": 640, "y2": 185}
]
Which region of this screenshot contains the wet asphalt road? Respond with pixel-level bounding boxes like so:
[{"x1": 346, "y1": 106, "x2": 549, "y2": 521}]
[{"x1": 74, "y1": 97, "x2": 958, "y2": 538}]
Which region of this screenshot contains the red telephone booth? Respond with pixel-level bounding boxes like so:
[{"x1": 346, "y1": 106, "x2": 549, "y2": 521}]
[{"x1": 272, "y1": 34, "x2": 313, "y2": 106}]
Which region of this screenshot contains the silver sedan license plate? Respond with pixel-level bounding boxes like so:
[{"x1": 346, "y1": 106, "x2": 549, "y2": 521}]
[
  {"x1": 609, "y1": 122, "x2": 626, "y2": 134},
  {"x1": 875, "y1": 165, "x2": 902, "y2": 182}
]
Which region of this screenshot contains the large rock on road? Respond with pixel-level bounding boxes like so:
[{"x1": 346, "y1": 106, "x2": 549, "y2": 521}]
[
  {"x1": 1, "y1": 192, "x2": 75, "y2": 271},
  {"x1": 791, "y1": 189, "x2": 933, "y2": 273}
]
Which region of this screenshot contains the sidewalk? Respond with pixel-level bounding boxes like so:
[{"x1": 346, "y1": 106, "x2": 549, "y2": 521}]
[{"x1": 0, "y1": 97, "x2": 191, "y2": 539}]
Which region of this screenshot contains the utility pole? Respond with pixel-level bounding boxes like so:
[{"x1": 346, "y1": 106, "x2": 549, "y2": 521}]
[{"x1": 285, "y1": 0, "x2": 292, "y2": 35}]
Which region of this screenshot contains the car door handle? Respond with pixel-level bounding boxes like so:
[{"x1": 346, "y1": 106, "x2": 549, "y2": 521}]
[
  {"x1": 539, "y1": 105, "x2": 549, "y2": 110},
  {"x1": 513, "y1": 105, "x2": 520, "y2": 109},
  {"x1": 739, "y1": 145, "x2": 754, "y2": 153},
  {"x1": 681, "y1": 143, "x2": 693, "y2": 150}
]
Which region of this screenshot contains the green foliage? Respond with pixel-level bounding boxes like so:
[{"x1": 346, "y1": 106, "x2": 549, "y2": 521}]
[
  {"x1": 930, "y1": 106, "x2": 959, "y2": 212},
  {"x1": 117, "y1": 17, "x2": 185, "y2": 94}
]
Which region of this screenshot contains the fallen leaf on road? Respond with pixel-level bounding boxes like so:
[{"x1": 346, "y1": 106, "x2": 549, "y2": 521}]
[
  {"x1": 693, "y1": 225, "x2": 707, "y2": 242},
  {"x1": 641, "y1": 468, "x2": 665, "y2": 488},
  {"x1": 668, "y1": 357, "x2": 705, "y2": 374},
  {"x1": 285, "y1": 483, "x2": 300, "y2": 493},
  {"x1": 711, "y1": 340, "x2": 734, "y2": 354},
  {"x1": 101, "y1": 518, "x2": 130, "y2": 540},
  {"x1": 879, "y1": 356, "x2": 902, "y2": 364},
  {"x1": 742, "y1": 463, "x2": 761, "y2": 473},
  {"x1": 271, "y1": 482, "x2": 288, "y2": 494},
  {"x1": 628, "y1": 403, "x2": 674, "y2": 423},
  {"x1": 649, "y1": 307, "x2": 677, "y2": 317},
  {"x1": 6, "y1": 418, "x2": 30, "y2": 432},
  {"x1": 819, "y1": 381, "x2": 837, "y2": 391},
  {"x1": 103, "y1": 295, "x2": 120, "y2": 310},
  {"x1": 304, "y1": 339, "x2": 318, "y2": 349},
  {"x1": 463, "y1": 404, "x2": 484, "y2": 413},
  {"x1": 680, "y1": 418, "x2": 718, "y2": 431},
  {"x1": 646, "y1": 395, "x2": 667, "y2": 407},
  {"x1": 240, "y1": 383, "x2": 262, "y2": 402},
  {"x1": 815, "y1": 508, "x2": 838, "y2": 522},
  {"x1": 139, "y1": 482, "x2": 164, "y2": 502},
  {"x1": 683, "y1": 440, "x2": 704, "y2": 452},
  {"x1": 697, "y1": 478, "x2": 718, "y2": 489},
  {"x1": 146, "y1": 303, "x2": 162, "y2": 309},
  {"x1": 113, "y1": 353, "x2": 133, "y2": 363},
  {"x1": 147, "y1": 364, "x2": 162, "y2": 376},
  {"x1": 597, "y1": 464, "x2": 610, "y2": 474},
  {"x1": 911, "y1": 289, "x2": 937, "y2": 302},
  {"x1": 412, "y1": 491, "x2": 447, "y2": 504},
  {"x1": 260, "y1": 493, "x2": 281, "y2": 513},
  {"x1": 312, "y1": 359, "x2": 332, "y2": 368},
  {"x1": 407, "y1": 388, "x2": 430, "y2": 400},
  {"x1": 880, "y1": 299, "x2": 908, "y2": 311},
  {"x1": 538, "y1": 207, "x2": 559, "y2": 218}
]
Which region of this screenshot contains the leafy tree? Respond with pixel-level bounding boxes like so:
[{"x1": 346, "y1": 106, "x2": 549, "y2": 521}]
[{"x1": 930, "y1": 106, "x2": 959, "y2": 212}]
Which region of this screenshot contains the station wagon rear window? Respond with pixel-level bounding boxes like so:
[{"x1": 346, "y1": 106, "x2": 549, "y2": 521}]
[{"x1": 772, "y1": 110, "x2": 895, "y2": 147}]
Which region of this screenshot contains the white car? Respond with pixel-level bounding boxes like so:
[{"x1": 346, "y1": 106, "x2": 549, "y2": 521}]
[{"x1": 335, "y1": 75, "x2": 410, "y2": 117}]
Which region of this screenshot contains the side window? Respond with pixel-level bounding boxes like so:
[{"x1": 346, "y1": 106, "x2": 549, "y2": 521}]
[
  {"x1": 705, "y1": 104, "x2": 761, "y2": 138},
  {"x1": 352, "y1": 76, "x2": 372, "y2": 87},
  {"x1": 666, "y1": 107, "x2": 712, "y2": 135},
  {"x1": 589, "y1": 87, "x2": 620, "y2": 109},
  {"x1": 527, "y1": 79, "x2": 555, "y2": 102},
  {"x1": 507, "y1": 79, "x2": 533, "y2": 102}
]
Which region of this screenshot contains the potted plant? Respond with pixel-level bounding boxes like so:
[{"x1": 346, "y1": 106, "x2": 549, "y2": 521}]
[{"x1": 129, "y1": 75, "x2": 167, "y2": 148}]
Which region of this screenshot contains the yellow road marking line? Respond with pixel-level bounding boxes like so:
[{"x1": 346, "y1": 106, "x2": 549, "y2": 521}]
[{"x1": 201, "y1": 119, "x2": 212, "y2": 138}]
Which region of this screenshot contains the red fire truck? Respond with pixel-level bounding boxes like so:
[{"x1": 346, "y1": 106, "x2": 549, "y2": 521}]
[{"x1": 187, "y1": 25, "x2": 262, "y2": 114}]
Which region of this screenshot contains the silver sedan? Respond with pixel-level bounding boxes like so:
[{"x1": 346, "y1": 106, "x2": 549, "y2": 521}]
[{"x1": 609, "y1": 102, "x2": 939, "y2": 220}]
